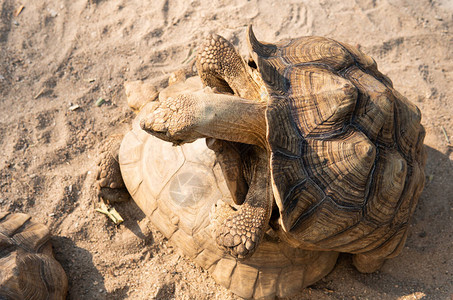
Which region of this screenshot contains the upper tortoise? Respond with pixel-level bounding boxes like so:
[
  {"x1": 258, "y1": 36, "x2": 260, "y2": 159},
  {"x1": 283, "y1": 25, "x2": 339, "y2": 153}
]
[{"x1": 140, "y1": 25, "x2": 426, "y2": 273}]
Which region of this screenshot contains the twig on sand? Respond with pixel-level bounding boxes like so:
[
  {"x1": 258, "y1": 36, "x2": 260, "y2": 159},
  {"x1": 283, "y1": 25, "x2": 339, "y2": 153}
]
[
  {"x1": 441, "y1": 125, "x2": 451, "y2": 146},
  {"x1": 34, "y1": 88, "x2": 46, "y2": 99},
  {"x1": 181, "y1": 47, "x2": 197, "y2": 64},
  {"x1": 14, "y1": 5, "x2": 25, "y2": 17},
  {"x1": 69, "y1": 104, "x2": 80, "y2": 111}
]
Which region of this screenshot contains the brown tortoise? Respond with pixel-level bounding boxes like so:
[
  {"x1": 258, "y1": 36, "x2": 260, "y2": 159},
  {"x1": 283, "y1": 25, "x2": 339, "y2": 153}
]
[
  {"x1": 0, "y1": 212, "x2": 68, "y2": 300},
  {"x1": 140, "y1": 25, "x2": 426, "y2": 273}
]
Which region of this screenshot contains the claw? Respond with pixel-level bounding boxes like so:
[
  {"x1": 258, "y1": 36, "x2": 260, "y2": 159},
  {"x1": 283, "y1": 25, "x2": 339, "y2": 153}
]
[
  {"x1": 212, "y1": 202, "x2": 264, "y2": 259},
  {"x1": 140, "y1": 115, "x2": 166, "y2": 135}
]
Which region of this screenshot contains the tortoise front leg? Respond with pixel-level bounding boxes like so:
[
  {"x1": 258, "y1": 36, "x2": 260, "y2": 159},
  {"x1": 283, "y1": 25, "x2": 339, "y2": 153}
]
[
  {"x1": 95, "y1": 134, "x2": 130, "y2": 203},
  {"x1": 139, "y1": 91, "x2": 267, "y2": 147},
  {"x1": 212, "y1": 146, "x2": 272, "y2": 259},
  {"x1": 196, "y1": 34, "x2": 263, "y2": 101}
]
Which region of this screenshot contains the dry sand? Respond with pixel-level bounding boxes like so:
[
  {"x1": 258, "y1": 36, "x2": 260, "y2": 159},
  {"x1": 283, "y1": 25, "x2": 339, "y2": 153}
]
[{"x1": 0, "y1": 0, "x2": 452, "y2": 299}]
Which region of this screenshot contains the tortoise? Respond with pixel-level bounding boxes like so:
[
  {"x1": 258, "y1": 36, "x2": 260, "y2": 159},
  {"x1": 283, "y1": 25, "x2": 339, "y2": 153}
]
[
  {"x1": 139, "y1": 25, "x2": 427, "y2": 273},
  {"x1": 0, "y1": 212, "x2": 68, "y2": 300},
  {"x1": 96, "y1": 76, "x2": 338, "y2": 299}
]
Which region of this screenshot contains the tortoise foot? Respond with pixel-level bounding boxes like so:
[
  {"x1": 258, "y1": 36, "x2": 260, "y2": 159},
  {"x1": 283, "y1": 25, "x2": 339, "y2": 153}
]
[
  {"x1": 96, "y1": 134, "x2": 129, "y2": 202},
  {"x1": 196, "y1": 34, "x2": 238, "y2": 95},
  {"x1": 140, "y1": 94, "x2": 202, "y2": 145},
  {"x1": 352, "y1": 253, "x2": 385, "y2": 273},
  {"x1": 212, "y1": 201, "x2": 265, "y2": 259},
  {"x1": 196, "y1": 34, "x2": 261, "y2": 100}
]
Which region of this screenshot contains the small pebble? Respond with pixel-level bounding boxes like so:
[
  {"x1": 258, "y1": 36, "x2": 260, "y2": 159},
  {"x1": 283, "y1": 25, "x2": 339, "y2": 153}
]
[{"x1": 48, "y1": 9, "x2": 58, "y2": 17}]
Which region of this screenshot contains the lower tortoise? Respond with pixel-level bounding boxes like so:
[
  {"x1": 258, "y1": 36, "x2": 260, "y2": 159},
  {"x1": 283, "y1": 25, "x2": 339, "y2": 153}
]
[
  {"x1": 139, "y1": 25, "x2": 426, "y2": 273},
  {"x1": 97, "y1": 26, "x2": 426, "y2": 298},
  {"x1": 97, "y1": 76, "x2": 338, "y2": 299}
]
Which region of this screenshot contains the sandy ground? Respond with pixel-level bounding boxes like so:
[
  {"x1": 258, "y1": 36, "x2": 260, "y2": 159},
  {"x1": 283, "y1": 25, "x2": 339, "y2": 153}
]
[{"x1": 1, "y1": 0, "x2": 452, "y2": 299}]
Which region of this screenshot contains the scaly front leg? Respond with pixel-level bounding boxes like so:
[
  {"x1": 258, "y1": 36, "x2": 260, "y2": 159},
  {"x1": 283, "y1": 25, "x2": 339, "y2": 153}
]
[
  {"x1": 212, "y1": 146, "x2": 272, "y2": 259},
  {"x1": 140, "y1": 91, "x2": 267, "y2": 147},
  {"x1": 140, "y1": 93, "x2": 204, "y2": 145}
]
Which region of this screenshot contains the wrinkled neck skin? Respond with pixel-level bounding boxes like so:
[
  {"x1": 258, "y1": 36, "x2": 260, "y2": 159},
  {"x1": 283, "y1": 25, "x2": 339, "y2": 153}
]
[{"x1": 194, "y1": 91, "x2": 269, "y2": 148}]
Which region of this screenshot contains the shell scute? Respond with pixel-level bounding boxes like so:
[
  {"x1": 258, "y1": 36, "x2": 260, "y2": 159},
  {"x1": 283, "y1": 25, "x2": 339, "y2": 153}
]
[
  {"x1": 393, "y1": 89, "x2": 423, "y2": 161},
  {"x1": 279, "y1": 36, "x2": 354, "y2": 70},
  {"x1": 301, "y1": 129, "x2": 376, "y2": 208},
  {"x1": 287, "y1": 66, "x2": 357, "y2": 137},
  {"x1": 266, "y1": 100, "x2": 303, "y2": 157},
  {"x1": 391, "y1": 161, "x2": 424, "y2": 226},
  {"x1": 289, "y1": 197, "x2": 362, "y2": 246},
  {"x1": 345, "y1": 66, "x2": 395, "y2": 145},
  {"x1": 338, "y1": 41, "x2": 393, "y2": 87},
  {"x1": 364, "y1": 148, "x2": 407, "y2": 225},
  {"x1": 282, "y1": 179, "x2": 324, "y2": 231}
]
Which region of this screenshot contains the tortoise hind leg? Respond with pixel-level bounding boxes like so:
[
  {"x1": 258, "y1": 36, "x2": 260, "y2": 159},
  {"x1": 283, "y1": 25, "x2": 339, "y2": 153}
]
[
  {"x1": 96, "y1": 134, "x2": 130, "y2": 203},
  {"x1": 352, "y1": 254, "x2": 385, "y2": 273},
  {"x1": 353, "y1": 227, "x2": 409, "y2": 273}
]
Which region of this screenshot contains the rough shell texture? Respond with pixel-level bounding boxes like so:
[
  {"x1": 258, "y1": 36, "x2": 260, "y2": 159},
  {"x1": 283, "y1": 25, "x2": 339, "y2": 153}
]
[
  {"x1": 118, "y1": 106, "x2": 338, "y2": 299},
  {"x1": 0, "y1": 212, "x2": 68, "y2": 300},
  {"x1": 249, "y1": 29, "x2": 426, "y2": 258}
]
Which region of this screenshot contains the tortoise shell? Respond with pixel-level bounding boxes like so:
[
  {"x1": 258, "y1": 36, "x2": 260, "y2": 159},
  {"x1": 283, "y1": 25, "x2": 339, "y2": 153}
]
[
  {"x1": 0, "y1": 212, "x2": 68, "y2": 299},
  {"x1": 247, "y1": 27, "x2": 426, "y2": 257}
]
